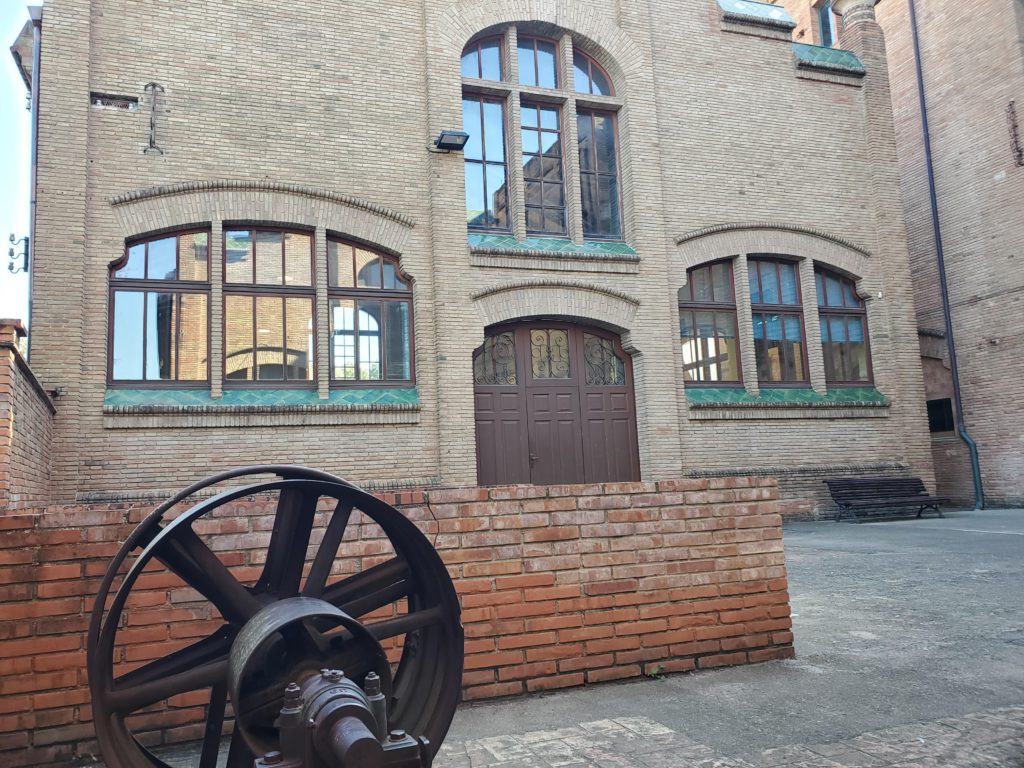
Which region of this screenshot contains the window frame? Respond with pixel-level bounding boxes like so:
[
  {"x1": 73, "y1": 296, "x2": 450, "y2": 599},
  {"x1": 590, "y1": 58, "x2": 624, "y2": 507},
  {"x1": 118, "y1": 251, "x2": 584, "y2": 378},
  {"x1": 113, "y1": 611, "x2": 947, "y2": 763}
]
[
  {"x1": 517, "y1": 35, "x2": 560, "y2": 89},
  {"x1": 816, "y1": 0, "x2": 839, "y2": 47},
  {"x1": 815, "y1": 266, "x2": 873, "y2": 386},
  {"x1": 678, "y1": 259, "x2": 743, "y2": 387},
  {"x1": 748, "y1": 257, "x2": 810, "y2": 388},
  {"x1": 460, "y1": 34, "x2": 505, "y2": 81},
  {"x1": 462, "y1": 93, "x2": 512, "y2": 233},
  {"x1": 327, "y1": 238, "x2": 416, "y2": 388},
  {"x1": 572, "y1": 49, "x2": 614, "y2": 97},
  {"x1": 576, "y1": 107, "x2": 624, "y2": 241},
  {"x1": 221, "y1": 226, "x2": 317, "y2": 388},
  {"x1": 107, "y1": 228, "x2": 212, "y2": 389},
  {"x1": 520, "y1": 101, "x2": 568, "y2": 236}
]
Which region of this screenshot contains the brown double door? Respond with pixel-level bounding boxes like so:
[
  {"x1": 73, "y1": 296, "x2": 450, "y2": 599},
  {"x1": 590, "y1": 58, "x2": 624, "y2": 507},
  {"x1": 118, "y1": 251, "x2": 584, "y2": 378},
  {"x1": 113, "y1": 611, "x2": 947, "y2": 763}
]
[{"x1": 473, "y1": 322, "x2": 640, "y2": 486}]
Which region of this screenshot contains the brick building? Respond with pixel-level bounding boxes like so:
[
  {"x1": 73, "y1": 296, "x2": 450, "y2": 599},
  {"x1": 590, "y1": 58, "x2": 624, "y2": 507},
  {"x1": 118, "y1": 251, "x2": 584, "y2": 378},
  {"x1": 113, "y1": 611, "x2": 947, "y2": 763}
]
[
  {"x1": 6, "y1": 0, "x2": 933, "y2": 512},
  {"x1": 782, "y1": 0, "x2": 1024, "y2": 507}
]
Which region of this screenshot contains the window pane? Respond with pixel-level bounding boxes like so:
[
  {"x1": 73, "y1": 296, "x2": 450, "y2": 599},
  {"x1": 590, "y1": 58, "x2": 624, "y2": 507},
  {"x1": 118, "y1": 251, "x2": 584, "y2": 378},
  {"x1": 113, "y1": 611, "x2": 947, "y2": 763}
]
[
  {"x1": 711, "y1": 262, "x2": 731, "y2": 302},
  {"x1": 358, "y1": 300, "x2": 383, "y2": 380},
  {"x1": 593, "y1": 114, "x2": 616, "y2": 174},
  {"x1": 284, "y1": 233, "x2": 311, "y2": 286},
  {"x1": 541, "y1": 132, "x2": 560, "y2": 156},
  {"x1": 521, "y1": 129, "x2": 540, "y2": 155},
  {"x1": 525, "y1": 207, "x2": 544, "y2": 232},
  {"x1": 382, "y1": 259, "x2": 401, "y2": 290},
  {"x1": 112, "y1": 291, "x2": 144, "y2": 379},
  {"x1": 691, "y1": 267, "x2": 711, "y2": 303},
  {"x1": 480, "y1": 38, "x2": 502, "y2": 81},
  {"x1": 147, "y1": 237, "x2": 177, "y2": 280},
  {"x1": 784, "y1": 315, "x2": 803, "y2": 342},
  {"x1": 285, "y1": 297, "x2": 313, "y2": 381},
  {"x1": 573, "y1": 51, "x2": 590, "y2": 93},
  {"x1": 815, "y1": 272, "x2": 825, "y2": 306},
  {"x1": 517, "y1": 39, "x2": 537, "y2": 86},
  {"x1": 521, "y1": 104, "x2": 538, "y2": 128},
  {"x1": 679, "y1": 311, "x2": 694, "y2": 338},
  {"x1": 485, "y1": 164, "x2": 509, "y2": 228},
  {"x1": 598, "y1": 175, "x2": 620, "y2": 237},
  {"x1": 539, "y1": 106, "x2": 558, "y2": 130},
  {"x1": 475, "y1": 331, "x2": 518, "y2": 385},
  {"x1": 780, "y1": 263, "x2": 799, "y2": 304},
  {"x1": 760, "y1": 263, "x2": 780, "y2": 304},
  {"x1": 328, "y1": 240, "x2": 354, "y2": 288},
  {"x1": 465, "y1": 163, "x2": 486, "y2": 227},
  {"x1": 462, "y1": 98, "x2": 482, "y2": 161},
  {"x1": 525, "y1": 180, "x2": 542, "y2": 207},
  {"x1": 577, "y1": 112, "x2": 594, "y2": 171},
  {"x1": 542, "y1": 156, "x2": 563, "y2": 181},
  {"x1": 255, "y1": 231, "x2": 283, "y2": 285},
  {"x1": 177, "y1": 293, "x2": 208, "y2": 381},
  {"x1": 482, "y1": 101, "x2": 505, "y2": 162},
  {"x1": 355, "y1": 249, "x2": 382, "y2": 288},
  {"x1": 748, "y1": 265, "x2": 762, "y2": 304},
  {"x1": 590, "y1": 64, "x2": 611, "y2": 96},
  {"x1": 829, "y1": 315, "x2": 847, "y2": 343},
  {"x1": 225, "y1": 295, "x2": 254, "y2": 380},
  {"x1": 460, "y1": 47, "x2": 479, "y2": 78},
  {"x1": 384, "y1": 301, "x2": 411, "y2": 380},
  {"x1": 825, "y1": 274, "x2": 843, "y2": 306},
  {"x1": 225, "y1": 230, "x2": 253, "y2": 284},
  {"x1": 580, "y1": 174, "x2": 598, "y2": 235},
  {"x1": 842, "y1": 279, "x2": 860, "y2": 307},
  {"x1": 542, "y1": 179, "x2": 564, "y2": 207},
  {"x1": 789, "y1": 339, "x2": 805, "y2": 380},
  {"x1": 330, "y1": 298, "x2": 356, "y2": 380},
  {"x1": 542, "y1": 207, "x2": 565, "y2": 233},
  {"x1": 254, "y1": 296, "x2": 284, "y2": 380},
  {"x1": 179, "y1": 232, "x2": 208, "y2": 282},
  {"x1": 145, "y1": 292, "x2": 176, "y2": 380},
  {"x1": 116, "y1": 244, "x2": 145, "y2": 279},
  {"x1": 536, "y1": 40, "x2": 557, "y2": 88}
]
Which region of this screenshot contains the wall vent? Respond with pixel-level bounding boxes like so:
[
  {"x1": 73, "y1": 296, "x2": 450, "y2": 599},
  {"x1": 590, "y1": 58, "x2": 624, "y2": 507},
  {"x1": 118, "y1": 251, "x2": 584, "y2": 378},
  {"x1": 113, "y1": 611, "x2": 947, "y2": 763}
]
[{"x1": 90, "y1": 92, "x2": 139, "y2": 112}]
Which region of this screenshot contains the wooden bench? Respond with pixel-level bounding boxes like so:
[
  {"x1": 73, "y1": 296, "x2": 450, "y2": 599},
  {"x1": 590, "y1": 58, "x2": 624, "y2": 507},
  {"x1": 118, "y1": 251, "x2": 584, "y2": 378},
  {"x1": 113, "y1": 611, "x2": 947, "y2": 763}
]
[{"x1": 824, "y1": 477, "x2": 949, "y2": 523}]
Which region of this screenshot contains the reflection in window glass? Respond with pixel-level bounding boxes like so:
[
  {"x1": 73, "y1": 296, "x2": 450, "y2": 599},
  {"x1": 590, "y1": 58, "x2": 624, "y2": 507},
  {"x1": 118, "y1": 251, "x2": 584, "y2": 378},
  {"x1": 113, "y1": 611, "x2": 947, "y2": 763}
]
[
  {"x1": 578, "y1": 109, "x2": 621, "y2": 239},
  {"x1": 753, "y1": 311, "x2": 805, "y2": 383},
  {"x1": 225, "y1": 295, "x2": 254, "y2": 381},
  {"x1": 461, "y1": 37, "x2": 502, "y2": 81},
  {"x1": 573, "y1": 50, "x2": 612, "y2": 96},
  {"x1": 112, "y1": 291, "x2": 144, "y2": 380},
  {"x1": 463, "y1": 95, "x2": 509, "y2": 230},
  {"x1": 355, "y1": 249, "x2": 382, "y2": 288},
  {"x1": 285, "y1": 297, "x2": 313, "y2": 380},
  {"x1": 384, "y1": 302, "x2": 411, "y2": 380},
  {"x1": 518, "y1": 37, "x2": 557, "y2": 88},
  {"x1": 679, "y1": 261, "x2": 740, "y2": 383},
  {"x1": 521, "y1": 103, "x2": 566, "y2": 235},
  {"x1": 179, "y1": 232, "x2": 209, "y2": 282},
  {"x1": 816, "y1": 267, "x2": 871, "y2": 384},
  {"x1": 331, "y1": 299, "x2": 357, "y2": 380},
  {"x1": 255, "y1": 231, "x2": 284, "y2": 286},
  {"x1": 145, "y1": 292, "x2": 176, "y2": 379},
  {"x1": 284, "y1": 232, "x2": 311, "y2": 287},
  {"x1": 328, "y1": 241, "x2": 355, "y2": 288},
  {"x1": 358, "y1": 300, "x2": 382, "y2": 380},
  {"x1": 116, "y1": 244, "x2": 145, "y2": 279},
  {"x1": 225, "y1": 230, "x2": 253, "y2": 284},
  {"x1": 146, "y1": 237, "x2": 177, "y2": 280}
]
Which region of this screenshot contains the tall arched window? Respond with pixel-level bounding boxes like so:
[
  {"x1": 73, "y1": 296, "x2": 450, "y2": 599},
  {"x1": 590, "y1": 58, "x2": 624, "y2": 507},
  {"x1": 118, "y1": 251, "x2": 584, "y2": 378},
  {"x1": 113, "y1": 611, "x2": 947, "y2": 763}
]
[
  {"x1": 816, "y1": 267, "x2": 872, "y2": 384},
  {"x1": 749, "y1": 258, "x2": 807, "y2": 385},
  {"x1": 109, "y1": 230, "x2": 210, "y2": 385},
  {"x1": 328, "y1": 240, "x2": 414, "y2": 384},
  {"x1": 678, "y1": 260, "x2": 741, "y2": 384},
  {"x1": 460, "y1": 30, "x2": 623, "y2": 241}
]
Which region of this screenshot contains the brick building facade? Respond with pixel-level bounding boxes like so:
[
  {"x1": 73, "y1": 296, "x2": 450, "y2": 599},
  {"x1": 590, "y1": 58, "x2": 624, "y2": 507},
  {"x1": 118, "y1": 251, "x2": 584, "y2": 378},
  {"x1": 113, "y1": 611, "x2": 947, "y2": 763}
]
[
  {"x1": 9, "y1": 0, "x2": 933, "y2": 513},
  {"x1": 782, "y1": 0, "x2": 1024, "y2": 507}
]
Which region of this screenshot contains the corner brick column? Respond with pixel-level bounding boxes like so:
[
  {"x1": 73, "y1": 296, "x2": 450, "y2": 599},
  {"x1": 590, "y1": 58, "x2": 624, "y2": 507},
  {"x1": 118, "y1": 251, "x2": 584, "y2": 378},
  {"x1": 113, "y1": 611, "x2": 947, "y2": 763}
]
[
  {"x1": 0, "y1": 320, "x2": 27, "y2": 507},
  {"x1": 832, "y1": 0, "x2": 935, "y2": 489}
]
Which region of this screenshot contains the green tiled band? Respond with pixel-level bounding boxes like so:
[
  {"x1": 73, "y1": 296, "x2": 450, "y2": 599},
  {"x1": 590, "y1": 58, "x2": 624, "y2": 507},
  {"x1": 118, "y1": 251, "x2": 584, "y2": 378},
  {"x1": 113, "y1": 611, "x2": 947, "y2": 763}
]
[
  {"x1": 105, "y1": 388, "x2": 420, "y2": 409},
  {"x1": 468, "y1": 233, "x2": 639, "y2": 259},
  {"x1": 717, "y1": 0, "x2": 796, "y2": 28},
  {"x1": 685, "y1": 387, "x2": 888, "y2": 407},
  {"x1": 791, "y1": 43, "x2": 866, "y2": 75}
]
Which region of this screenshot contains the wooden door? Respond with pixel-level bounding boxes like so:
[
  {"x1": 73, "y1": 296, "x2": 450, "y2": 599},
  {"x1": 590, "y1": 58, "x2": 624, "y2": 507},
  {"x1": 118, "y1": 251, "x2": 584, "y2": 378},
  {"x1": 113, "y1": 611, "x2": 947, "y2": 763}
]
[{"x1": 474, "y1": 322, "x2": 639, "y2": 486}]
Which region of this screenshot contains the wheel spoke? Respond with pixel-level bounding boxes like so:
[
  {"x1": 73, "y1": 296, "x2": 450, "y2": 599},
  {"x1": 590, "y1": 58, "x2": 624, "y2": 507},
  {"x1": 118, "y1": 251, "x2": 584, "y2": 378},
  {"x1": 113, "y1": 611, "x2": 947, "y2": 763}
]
[
  {"x1": 302, "y1": 501, "x2": 354, "y2": 597},
  {"x1": 109, "y1": 629, "x2": 231, "y2": 713},
  {"x1": 255, "y1": 487, "x2": 319, "y2": 597},
  {"x1": 341, "y1": 578, "x2": 411, "y2": 619},
  {"x1": 225, "y1": 727, "x2": 255, "y2": 768},
  {"x1": 199, "y1": 683, "x2": 227, "y2": 768},
  {"x1": 321, "y1": 557, "x2": 409, "y2": 611},
  {"x1": 156, "y1": 527, "x2": 262, "y2": 625},
  {"x1": 367, "y1": 606, "x2": 443, "y2": 641}
]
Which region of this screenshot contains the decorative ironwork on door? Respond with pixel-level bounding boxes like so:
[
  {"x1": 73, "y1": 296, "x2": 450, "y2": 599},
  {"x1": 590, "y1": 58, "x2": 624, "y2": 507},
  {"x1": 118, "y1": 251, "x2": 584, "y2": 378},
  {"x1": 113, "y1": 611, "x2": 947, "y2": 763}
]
[
  {"x1": 530, "y1": 328, "x2": 570, "y2": 379},
  {"x1": 473, "y1": 331, "x2": 517, "y2": 385},
  {"x1": 583, "y1": 333, "x2": 625, "y2": 385}
]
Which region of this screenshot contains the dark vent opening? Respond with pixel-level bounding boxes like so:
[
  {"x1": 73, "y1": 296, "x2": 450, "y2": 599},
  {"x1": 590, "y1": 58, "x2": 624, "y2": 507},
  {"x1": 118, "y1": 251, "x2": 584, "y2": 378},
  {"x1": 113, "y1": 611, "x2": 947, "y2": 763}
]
[{"x1": 91, "y1": 92, "x2": 139, "y2": 112}]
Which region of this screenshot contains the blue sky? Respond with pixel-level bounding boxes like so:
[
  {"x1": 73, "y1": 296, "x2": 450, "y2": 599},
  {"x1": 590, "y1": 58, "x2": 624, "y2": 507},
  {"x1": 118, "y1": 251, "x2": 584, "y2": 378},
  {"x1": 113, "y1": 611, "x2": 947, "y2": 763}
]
[{"x1": 0, "y1": 6, "x2": 32, "y2": 325}]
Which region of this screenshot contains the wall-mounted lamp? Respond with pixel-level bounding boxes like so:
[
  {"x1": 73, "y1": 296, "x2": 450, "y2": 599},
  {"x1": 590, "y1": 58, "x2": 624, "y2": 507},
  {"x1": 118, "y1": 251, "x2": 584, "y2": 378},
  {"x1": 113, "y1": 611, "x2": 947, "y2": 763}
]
[
  {"x1": 8, "y1": 234, "x2": 29, "y2": 274},
  {"x1": 430, "y1": 130, "x2": 470, "y2": 153}
]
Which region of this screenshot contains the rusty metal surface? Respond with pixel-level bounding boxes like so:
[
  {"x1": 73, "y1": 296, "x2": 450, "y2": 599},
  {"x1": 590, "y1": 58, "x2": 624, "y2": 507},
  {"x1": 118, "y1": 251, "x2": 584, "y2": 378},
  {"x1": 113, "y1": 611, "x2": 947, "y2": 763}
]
[{"x1": 86, "y1": 465, "x2": 463, "y2": 768}]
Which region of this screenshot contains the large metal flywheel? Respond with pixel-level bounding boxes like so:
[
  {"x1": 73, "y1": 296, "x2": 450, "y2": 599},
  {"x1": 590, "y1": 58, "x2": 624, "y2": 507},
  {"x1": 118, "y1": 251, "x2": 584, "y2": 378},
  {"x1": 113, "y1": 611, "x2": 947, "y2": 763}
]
[{"x1": 86, "y1": 466, "x2": 463, "y2": 767}]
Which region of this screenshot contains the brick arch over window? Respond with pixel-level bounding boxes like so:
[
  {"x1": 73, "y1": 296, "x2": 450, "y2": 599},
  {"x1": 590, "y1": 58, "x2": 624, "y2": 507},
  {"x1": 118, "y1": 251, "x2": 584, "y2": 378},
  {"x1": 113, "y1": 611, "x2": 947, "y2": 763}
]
[
  {"x1": 674, "y1": 222, "x2": 878, "y2": 298},
  {"x1": 108, "y1": 180, "x2": 415, "y2": 257},
  {"x1": 470, "y1": 280, "x2": 640, "y2": 352}
]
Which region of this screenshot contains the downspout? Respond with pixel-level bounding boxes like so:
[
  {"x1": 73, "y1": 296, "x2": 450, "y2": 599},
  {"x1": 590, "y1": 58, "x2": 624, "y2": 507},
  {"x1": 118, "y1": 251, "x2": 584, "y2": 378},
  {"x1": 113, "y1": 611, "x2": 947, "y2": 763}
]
[
  {"x1": 26, "y1": 5, "x2": 42, "y2": 359},
  {"x1": 907, "y1": 0, "x2": 984, "y2": 509}
]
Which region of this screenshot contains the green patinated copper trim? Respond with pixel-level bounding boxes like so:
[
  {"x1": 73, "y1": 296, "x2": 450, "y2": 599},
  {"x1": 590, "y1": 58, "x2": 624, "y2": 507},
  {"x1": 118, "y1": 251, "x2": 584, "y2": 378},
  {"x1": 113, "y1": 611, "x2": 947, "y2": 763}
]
[
  {"x1": 717, "y1": 0, "x2": 796, "y2": 29},
  {"x1": 791, "y1": 43, "x2": 866, "y2": 76},
  {"x1": 685, "y1": 387, "x2": 888, "y2": 408},
  {"x1": 468, "y1": 234, "x2": 639, "y2": 260},
  {"x1": 104, "y1": 388, "x2": 420, "y2": 411}
]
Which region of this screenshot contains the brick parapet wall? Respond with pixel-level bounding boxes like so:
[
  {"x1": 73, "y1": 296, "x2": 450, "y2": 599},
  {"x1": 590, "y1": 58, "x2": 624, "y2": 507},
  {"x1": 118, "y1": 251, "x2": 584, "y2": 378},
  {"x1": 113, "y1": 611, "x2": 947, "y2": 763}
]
[
  {"x1": 0, "y1": 477, "x2": 794, "y2": 767},
  {"x1": 0, "y1": 320, "x2": 55, "y2": 512}
]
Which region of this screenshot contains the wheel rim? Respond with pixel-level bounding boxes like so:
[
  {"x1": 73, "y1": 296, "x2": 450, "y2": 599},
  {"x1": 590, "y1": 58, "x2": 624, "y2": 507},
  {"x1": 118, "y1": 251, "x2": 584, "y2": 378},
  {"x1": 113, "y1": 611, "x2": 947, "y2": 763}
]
[{"x1": 86, "y1": 466, "x2": 463, "y2": 768}]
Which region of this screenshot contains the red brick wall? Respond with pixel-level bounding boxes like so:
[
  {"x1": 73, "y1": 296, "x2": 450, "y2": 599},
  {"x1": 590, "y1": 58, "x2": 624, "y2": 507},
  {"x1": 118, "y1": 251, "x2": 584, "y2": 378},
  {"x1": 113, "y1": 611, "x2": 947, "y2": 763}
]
[
  {"x1": 0, "y1": 320, "x2": 54, "y2": 512},
  {"x1": 0, "y1": 478, "x2": 794, "y2": 767}
]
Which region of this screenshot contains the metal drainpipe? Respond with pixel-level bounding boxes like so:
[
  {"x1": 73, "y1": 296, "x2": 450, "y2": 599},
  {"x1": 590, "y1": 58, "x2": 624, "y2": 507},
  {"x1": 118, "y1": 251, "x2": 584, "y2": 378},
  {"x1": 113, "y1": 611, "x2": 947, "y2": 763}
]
[
  {"x1": 26, "y1": 5, "x2": 42, "y2": 359},
  {"x1": 907, "y1": 0, "x2": 984, "y2": 509}
]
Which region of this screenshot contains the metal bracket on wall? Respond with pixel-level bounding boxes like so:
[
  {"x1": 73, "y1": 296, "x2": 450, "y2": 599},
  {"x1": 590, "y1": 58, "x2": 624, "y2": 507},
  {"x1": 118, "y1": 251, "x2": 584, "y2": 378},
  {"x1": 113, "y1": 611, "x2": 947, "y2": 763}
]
[
  {"x1": 143, "y1": 81, "x2": 165, "y2": 155},
  {"x1": 1008, "y1": 101, "x2": 1023, "y2": 168}
]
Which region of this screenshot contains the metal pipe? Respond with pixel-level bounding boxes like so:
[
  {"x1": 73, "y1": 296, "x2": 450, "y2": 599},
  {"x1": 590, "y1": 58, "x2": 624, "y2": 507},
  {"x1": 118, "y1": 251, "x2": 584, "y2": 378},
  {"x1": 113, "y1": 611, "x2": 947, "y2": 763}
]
[
  {"x1": 26, "y1": 5, "x2": 42, "y2": 358},
  {"x1": 906, "y1": 0, "x2": 984, "y2": 510}
]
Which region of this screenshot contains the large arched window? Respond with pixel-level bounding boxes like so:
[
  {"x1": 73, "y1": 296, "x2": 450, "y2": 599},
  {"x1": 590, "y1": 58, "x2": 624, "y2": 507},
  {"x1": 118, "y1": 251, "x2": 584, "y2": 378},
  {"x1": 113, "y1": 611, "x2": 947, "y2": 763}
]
[
  {"x1": 223, "y1": 228, "x2": 314, "y2": 384},
  {"x1": 749, "y1": 258, "x2": 807, "y2": 385},
  {"x1": 328, "y1": 240, "x2": 413, "y2": 384},
  {"x1": 816, "y1": 266, "x2": 872, "y2": 384},
  {"x1": 460, "y1": 30, "x2": 623, "y2": 241},
  {"x1": 678, "y1": 260, "x2": 741, "y2": 384},
  {"x1": 109, "y1": 230, "x2": 210, "y2": 385}
]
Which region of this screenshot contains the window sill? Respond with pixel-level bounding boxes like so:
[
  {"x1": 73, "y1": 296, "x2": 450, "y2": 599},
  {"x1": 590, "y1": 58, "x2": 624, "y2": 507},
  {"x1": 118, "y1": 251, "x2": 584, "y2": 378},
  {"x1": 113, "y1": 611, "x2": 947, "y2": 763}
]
[
  {"x1": 685, "y1": 386, "x2": 890, "y2": 420},
  {"x1": 102, "y1": 388, "x2": 421, "y2": 429},
  {"x1": 469, "y1": 234, "x2": 639, "y2": 274}
]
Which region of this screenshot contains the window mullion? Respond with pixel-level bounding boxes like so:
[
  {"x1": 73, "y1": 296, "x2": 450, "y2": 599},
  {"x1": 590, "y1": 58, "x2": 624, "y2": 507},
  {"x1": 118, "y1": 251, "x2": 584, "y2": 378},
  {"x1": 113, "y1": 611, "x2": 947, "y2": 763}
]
[
  {"x1": 210, "y1": 221, "x2": 224, "y2": 396},
  {"x1": 798, "y1": 257, "x2": 827, "y2": 393},
  {"x1": 560, "y1": 32, "x2": 584, "y2": 244},
  {"x1": 732, "y1": 256, "x2": 759, "y2": 395}
]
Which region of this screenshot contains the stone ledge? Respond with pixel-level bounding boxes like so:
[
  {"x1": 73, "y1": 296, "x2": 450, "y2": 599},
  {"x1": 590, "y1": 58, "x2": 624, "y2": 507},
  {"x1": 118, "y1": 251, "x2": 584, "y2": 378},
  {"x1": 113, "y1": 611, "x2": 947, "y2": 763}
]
[
  {"x1": 688, "y1": 405, "x2": 890, "y2": 420},
  {"x1": 791, "y1": 43, "x2": 866, "y2": 77},
  {"x1": 102, "y1": 408, "x2": 421, "y2": 429},
  {"x1": 685, "y1": 386, "x2": 890, "y2": 419},
  {"x1": 717, "y1": 0, "x2": 797, "y2": 31},
  {"x1": 470, "y1": 253, "x2": 640, "y2": 274}
]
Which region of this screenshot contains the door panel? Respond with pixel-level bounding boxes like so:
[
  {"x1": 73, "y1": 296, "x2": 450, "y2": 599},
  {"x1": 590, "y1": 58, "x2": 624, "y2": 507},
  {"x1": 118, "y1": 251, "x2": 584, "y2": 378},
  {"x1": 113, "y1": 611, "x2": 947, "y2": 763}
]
[
  {"x1": 526, "y1": 388, "x2": 585, "y2": 485},
  {"x1": 474, "y1": 389, "x2": 530, "y2": 485}
]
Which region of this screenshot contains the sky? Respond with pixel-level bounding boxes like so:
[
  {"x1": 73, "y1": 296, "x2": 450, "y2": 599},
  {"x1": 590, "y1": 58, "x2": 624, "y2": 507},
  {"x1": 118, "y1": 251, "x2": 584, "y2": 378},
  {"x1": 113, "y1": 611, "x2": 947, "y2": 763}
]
[{"x1": 0, "y1": 5, "x2": 32, "y2": 325}]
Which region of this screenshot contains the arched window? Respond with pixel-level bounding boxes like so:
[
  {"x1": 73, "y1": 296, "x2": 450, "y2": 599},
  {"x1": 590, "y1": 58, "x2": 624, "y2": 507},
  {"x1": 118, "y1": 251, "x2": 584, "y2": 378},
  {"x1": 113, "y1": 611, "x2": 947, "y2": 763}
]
[
  {"x1": 223, "y1": 228, "x2": 314, "y2": 384},
  {"x1": 109, "y1": 229, "x2": 210, "y2": 385},
  {"x1": 678, "y1": 260, "x2": 741, "y2": 384},
  {"x1": 460, "y1": 30, "x2": 623, "y2": 241},
  {"x1": 816, "y1": 267, "x2": 872, "y2": 384},
  {"x1": 328, "y1": 239, "x2": 413, "y2": 383},
  {"x1": 749, "y1": 258, "x2": 807, "y2": 385}
]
